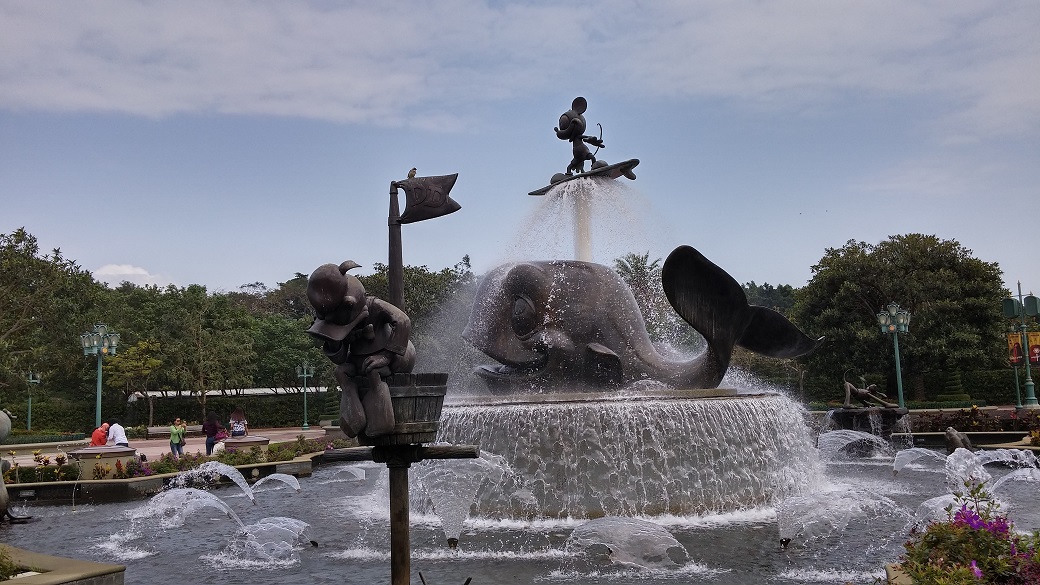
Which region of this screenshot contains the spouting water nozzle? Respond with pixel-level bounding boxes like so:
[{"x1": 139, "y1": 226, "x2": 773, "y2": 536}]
[{"x1": 447, "y1": 537, "x2": 459, "y2": 549}]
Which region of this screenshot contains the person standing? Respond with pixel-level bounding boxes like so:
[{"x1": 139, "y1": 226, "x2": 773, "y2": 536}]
[
  {"x1": 169, "y1": 417, "x2": 188, "y2": 459},
  {"x1": 201, "y1": 412, "x2": 224, "y2": 456},
  {"x1": 106, "y1": 419, "x2": 129, "y2": 447},
  {"x1": 228, "y1": 407, "x2": 249, "y2": 437},
  {"x1": 90, "y1": 423, "x2": 109, "y2": 446}
]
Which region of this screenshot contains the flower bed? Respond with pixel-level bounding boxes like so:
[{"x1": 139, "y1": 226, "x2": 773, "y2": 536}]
[
  {"x1": 901, "y1": 481, "x2": 1040, "y2": 584},
  {"x1": 3, "y1": 436, "x2": 355, "y2": 484}
]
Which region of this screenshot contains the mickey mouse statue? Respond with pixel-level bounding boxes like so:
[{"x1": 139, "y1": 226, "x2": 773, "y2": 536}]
[
  {"x1": 555, "y1": 96, "x2": 605, "y2": 175},
  {"x1": 306, "y1": 261, "x2": 416, "y2": 438}
]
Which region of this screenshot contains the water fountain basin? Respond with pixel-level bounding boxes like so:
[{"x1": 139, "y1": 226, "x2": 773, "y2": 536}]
[{"x1": 436, "y1": 389, "x2": 822, "y2": 518}]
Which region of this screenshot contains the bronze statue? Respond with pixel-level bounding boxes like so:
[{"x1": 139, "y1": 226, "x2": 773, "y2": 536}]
[
  {"x1": 945, "y1": 427, "x2": 974, "y2": 453},
  {"x1": 306, "y1": 261, "x2": 416, "y2": 438},
  {"x1": 530, "y1": 96, "x2": 638, "y2": 196},
  {"x1": 463, "y1": 245, "x2": 823, "y2": 391},
  {"x1": 0, "y1": 408, "x2": 31, "y2": 522},
  {"x1": 555, "y1": 96, "x2": 605, "y2": 175},
  {"x1": 842, "y1": 372, "x2": 897, "y2": 408}
]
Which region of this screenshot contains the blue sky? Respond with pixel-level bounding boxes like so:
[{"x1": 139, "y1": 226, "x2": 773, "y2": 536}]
[{"x1": 1, "y1": 1, "x2": 1038, "y2": 298}]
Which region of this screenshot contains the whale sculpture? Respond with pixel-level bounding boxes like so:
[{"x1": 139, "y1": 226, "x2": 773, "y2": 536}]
[{"x1": 462, "y1": 245, "x2": 823, "y2": 391}]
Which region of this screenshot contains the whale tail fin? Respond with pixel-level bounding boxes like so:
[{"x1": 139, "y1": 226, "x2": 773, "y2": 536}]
[
  {"x1": 738, "y1": 305, "x2": 825, "y2": 358},
  {"x1": 662, "y1": 246, "x2": 823, "y2": 378}
]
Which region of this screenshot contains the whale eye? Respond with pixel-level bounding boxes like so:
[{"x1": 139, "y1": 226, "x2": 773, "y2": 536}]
[{"x1": 511, "y1": 295, "x2": 539, "y2": 337}]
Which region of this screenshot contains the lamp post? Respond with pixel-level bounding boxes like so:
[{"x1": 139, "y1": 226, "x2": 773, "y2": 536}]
[
  {"x1": 1002, "y1": 283, "x2": 1039, "y2": 408},
  {"x1": 296, "y1": 362, "x2": 315, "y2": 430},
  {"x1": 877, "y1": 302, "x2": 911, "y2": 409},
  {"x1": 26, "y1": 371, "x2": 40, "y2": 431},
  {"x1": 81, "y1": 323, "x2": 120, "y2": 427}
]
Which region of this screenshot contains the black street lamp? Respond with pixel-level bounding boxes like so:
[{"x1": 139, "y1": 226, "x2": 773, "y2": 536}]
[
  {"x1": 877, "y1": 302, "x2": 911, "y2": 409},
  {"x1": 81, "y1": 323, "x2": 120, "y2": 427},
  {"x1": 296, "y1": 362, "x2": 315, "y2": 430}
]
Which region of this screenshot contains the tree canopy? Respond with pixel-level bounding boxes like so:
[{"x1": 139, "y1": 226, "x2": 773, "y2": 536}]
[
  {"x1": 791, "y1": 234, "x2": 1007, "y2": 400},
  {"x1": 0, "y1": 228, "x2": 477, "y2": 430}
]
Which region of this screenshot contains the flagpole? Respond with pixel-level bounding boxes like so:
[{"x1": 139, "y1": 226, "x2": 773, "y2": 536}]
[{"x1": 388, "y1": 182, "x2": 405, "y2": 311}]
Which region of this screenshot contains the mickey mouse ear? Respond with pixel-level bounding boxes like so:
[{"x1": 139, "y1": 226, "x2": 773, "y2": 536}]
[{"x1": 571, "y1": 96, "x2": 587, "y2": 114}]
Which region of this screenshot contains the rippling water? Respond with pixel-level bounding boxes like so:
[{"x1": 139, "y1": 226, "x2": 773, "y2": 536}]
[{"x1": 4, "y1": 419, "x2": 1039, "y2": 584}]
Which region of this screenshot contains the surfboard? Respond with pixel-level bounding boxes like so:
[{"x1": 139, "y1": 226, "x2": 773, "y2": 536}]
[{"x1": 528, "y1": 158, "x2": 640, "y2": 196}]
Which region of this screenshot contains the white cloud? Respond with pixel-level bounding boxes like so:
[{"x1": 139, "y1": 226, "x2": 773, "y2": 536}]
[
  {"x1": 93, "y1": 264, "x2": 173, "y2": 288},
  {"x1": 0, "y1": 1, "x2": 1036, "y2": 140}
]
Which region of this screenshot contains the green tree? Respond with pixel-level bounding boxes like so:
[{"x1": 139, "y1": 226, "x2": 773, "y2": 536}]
[
  {"x1": 0, "y1": 228, "x2": 103, "y2": 419},
  {"x1": 357, "y1": 256, "x2": 474, "y2": 328},
  {"x1": 229, "y1": 274, "x2": 311, "y2": 319},
  {"x1": 104, "y1": 339, "x2": 163, "y2": 402},
  {"x1": 743, "y1": 281, "x2": 796, "y2": 315},
  {"x1": 612, "y1": 251, "x2": 701, "y2": 348},
  {"x1": 249, "y1": 314, "x2": 327, "y2": 389},
  {"x1": 792, "y1": 234, "x2": 1007, "y2": 402},
  {"x1": 614, "y1": 252, "x2": 662, "y2": 319},
  {"x1": 147, "y1": 285, "x2": 256, "y2": 418}
]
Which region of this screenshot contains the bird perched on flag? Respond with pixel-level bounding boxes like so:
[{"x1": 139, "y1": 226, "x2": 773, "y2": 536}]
[{"x1": 407, "y1": 167, "x2": 416, "y2": 179}]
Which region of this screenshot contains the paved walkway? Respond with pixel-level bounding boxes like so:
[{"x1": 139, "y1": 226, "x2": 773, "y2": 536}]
[{"x1": 6, "y1": 427, "x2": 330, "y2": 467}]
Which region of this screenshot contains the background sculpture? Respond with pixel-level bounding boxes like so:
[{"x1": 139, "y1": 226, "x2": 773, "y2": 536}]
[
  {"x1": 305, "y1": 261, "x2": 416, "y2": 438},
  {"x1": 842, "y1": 371, "x2": 897, "y2": 408}
]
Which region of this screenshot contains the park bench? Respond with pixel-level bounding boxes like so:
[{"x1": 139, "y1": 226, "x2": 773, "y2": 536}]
[{"x1": 146, "y1": 425, "x2": 204, "y2": 439}]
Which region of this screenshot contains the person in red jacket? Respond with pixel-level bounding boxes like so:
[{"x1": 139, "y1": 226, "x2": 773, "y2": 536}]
[{"x1": 90, "y1": 423, "x2": 109, "y2": 446}]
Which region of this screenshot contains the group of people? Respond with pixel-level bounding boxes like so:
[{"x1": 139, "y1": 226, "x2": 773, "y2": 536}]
[
  {"x1": 88, "y1": 408, "x2": 250, "y2": 459},
  {"x1": 201, "y1": 407, "x2": 249, "y2": 456},
  {"x1": 88, "y1": 419, "x2": 129, "y2": 447}
]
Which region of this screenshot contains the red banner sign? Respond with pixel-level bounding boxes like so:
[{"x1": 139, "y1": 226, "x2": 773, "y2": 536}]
[{"x1": 1009, "y1": 332, "x2": 1040, "y2": 365}]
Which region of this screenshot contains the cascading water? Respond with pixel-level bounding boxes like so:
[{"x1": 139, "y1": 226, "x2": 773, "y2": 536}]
[
  {"x1": 436, "y1": 390, "x2": 824, "y2": 518},
  {"x1": 501, "y1": 177, "x2": 673, "y2": 266},
  {"x1": 414, "y1": 451, "x2": 508, "y2": 547}
]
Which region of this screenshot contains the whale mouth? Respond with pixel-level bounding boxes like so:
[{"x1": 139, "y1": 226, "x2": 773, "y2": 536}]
[
  {"x1": 474, "y1": 363, "x2": 544, "y2": 380},
  {"x1": 472, "y1": 350, "x2": 550, "y2": 383}
]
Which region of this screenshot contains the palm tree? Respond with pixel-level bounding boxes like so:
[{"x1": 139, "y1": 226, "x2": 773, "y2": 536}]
[{"x1": 613, "y1": 252, "x2": 666, "y2": 336}]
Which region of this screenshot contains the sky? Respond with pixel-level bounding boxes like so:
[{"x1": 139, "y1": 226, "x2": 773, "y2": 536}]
[{"x1": 1, "y1": 1, "x2": 1038, "y2": 298}]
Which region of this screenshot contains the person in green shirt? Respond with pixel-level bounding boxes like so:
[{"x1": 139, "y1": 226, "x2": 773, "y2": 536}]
[{"x1": 169, "y1": 417, "x2": 188, "y2": 459}]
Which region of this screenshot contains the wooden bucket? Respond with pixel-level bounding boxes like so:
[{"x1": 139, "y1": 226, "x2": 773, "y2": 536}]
[{"x1": 357, "y1": 373, "x2": 447, "y2": 446}]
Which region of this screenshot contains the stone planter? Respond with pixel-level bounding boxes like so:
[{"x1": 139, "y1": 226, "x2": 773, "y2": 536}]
[
  {"x1": 67, "y1": 446, "x2": 137, "y2": 480},
  {"x1": 222, "y1": 435, "x2": 270, "y2": 454},
  {"x1": 0, "y1": 543, "x2": 124, "y2": 584},
  {"x1": 886, "y1": 563, "x2": 912, "y2": 584}
]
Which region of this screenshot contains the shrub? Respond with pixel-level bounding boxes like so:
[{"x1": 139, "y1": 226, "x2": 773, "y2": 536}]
[
  {"x1": 0, "y1": 546, "x2": 20, "y2": 580},
  {"x1": 216, "y1": 445, "x2": 266, "y2": 466},
  {"x1": 3, "y1": 464, "x2": 80, "y2": 484},
  {"x1": 149, "y1": 452, "x2": 208, "y2": 475},
  {"x1": 901, "y1": 481, "x2": 1040, "y2": 584}
]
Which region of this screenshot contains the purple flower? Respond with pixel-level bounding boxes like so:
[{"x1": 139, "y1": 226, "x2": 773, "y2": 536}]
[
  {"x1": 954, "y1": 505, "x2": 985, "y2": 529},
  {"x1": 970, "y1": 559, "x2": 982, "y2": 578},
  {"x1": 984, "y1": 516, "x2": 1011, "y2": 536}
]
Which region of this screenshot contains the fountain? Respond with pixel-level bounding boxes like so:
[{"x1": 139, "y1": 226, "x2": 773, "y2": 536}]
[{"x1": 12, "y1": 97, "x2": 1040, "y2": 585}]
